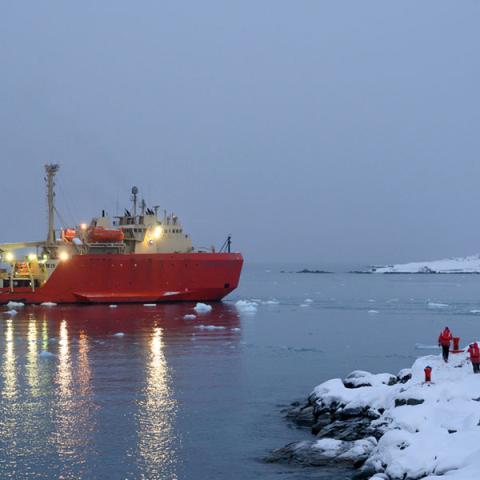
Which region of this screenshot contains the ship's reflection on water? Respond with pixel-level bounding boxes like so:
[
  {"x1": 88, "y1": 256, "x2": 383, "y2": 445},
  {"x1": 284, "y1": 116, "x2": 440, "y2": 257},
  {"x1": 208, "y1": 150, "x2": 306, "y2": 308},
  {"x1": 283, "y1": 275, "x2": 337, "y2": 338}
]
[{"x1": 0, "y1": 303, "x2": 240, "y2": 479}]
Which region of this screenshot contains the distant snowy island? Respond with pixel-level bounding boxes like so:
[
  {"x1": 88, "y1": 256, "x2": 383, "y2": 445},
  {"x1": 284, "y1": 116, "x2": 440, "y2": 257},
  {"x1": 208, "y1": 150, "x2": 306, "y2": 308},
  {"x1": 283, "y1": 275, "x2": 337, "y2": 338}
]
[{"x1": 365, "y1": 255, "x2": 480, "y2": 274}]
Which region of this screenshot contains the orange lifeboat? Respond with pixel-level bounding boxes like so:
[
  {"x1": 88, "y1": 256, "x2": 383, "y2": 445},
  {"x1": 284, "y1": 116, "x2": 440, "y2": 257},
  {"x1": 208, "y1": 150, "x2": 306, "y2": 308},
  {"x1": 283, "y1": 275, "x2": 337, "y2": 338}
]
[
  {"x1": 87, "y1": 227, "x2": 124, "y2": 243},
  {"x1": 63, "y1": 228, "x2": 77, "y2": 242}
]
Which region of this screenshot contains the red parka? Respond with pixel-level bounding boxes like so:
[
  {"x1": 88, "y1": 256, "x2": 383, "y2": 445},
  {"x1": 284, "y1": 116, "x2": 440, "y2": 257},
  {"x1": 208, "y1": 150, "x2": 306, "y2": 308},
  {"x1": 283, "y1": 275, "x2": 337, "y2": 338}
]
[
  {"x1": 468, "y1": 343, "x2": 480, "y2": 363},
  {"x1": 438, "y1": 328, "x2": 453, "y2": 347}
]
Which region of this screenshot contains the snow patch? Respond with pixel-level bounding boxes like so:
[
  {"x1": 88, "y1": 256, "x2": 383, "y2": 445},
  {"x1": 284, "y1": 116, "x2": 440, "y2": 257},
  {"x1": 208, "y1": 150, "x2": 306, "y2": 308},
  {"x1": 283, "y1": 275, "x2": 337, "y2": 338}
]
[{"x1": 194, "y1": 303, "x2": 212, "y2": 313}]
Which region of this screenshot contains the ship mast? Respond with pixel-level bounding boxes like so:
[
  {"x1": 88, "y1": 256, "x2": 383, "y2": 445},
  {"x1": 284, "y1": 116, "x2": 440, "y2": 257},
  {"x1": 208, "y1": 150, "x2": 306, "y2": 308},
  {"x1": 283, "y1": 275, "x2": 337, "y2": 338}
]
[{"x1": 45, "y1": 163, "x2": 60, "y2": 247}]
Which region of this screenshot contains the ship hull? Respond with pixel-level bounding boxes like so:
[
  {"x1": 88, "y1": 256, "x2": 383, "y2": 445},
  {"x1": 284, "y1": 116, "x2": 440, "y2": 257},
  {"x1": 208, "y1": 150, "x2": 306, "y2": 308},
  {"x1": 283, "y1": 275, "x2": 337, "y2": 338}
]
[{"x1": 0, "y1": 252, "x2": 243, "y2": 305}]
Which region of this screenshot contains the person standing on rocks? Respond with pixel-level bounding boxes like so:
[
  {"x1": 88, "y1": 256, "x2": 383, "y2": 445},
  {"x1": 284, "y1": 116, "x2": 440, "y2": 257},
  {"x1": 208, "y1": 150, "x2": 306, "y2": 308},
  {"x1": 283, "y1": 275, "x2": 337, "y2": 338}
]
[
  {"x1": 468, "y1": 342, "x2": 480, "y2": 373},
  {"x1": 438, "y1": 327, "x2": 453, "y2": 363}
]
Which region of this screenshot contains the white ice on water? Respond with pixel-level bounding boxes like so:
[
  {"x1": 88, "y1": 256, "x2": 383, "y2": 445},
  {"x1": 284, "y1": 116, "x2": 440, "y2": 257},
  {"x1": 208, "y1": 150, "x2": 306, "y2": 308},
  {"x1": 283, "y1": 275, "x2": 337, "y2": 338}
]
[
  {"x1": 194, "y1": 303, "x2": 212, "y2": 313},
  {"x1": 113, "y1": 332, "x2": 125, "y2": 337},
  {"x1": 309, "y1": 348, "x2": 480, "y2": 480},
  {"x1": 7, "y1": 301, "x2": 24, "y2": 308},
  {"x1": 5, "y1": 309, "x2": 17, "y2": 315},
  {"x1": 427, "y1": 302, "x2": 449, "y2": 309},
  {"x1": 235, "y1": 300, "x2": 258, "y2": 314},
  {"x1": 195, "y1": 324, "x2": 226, "y2": 330},
  {"x1": 368, "y1": 310, "x2": 379, "y2": 314}
]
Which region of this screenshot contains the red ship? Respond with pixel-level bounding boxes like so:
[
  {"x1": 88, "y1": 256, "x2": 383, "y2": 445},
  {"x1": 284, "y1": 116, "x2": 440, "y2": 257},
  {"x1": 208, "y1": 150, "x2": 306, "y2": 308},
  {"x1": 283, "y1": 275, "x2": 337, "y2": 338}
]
[{"x1": 0, "y1": 165, "x2": 243, "y2": 304}]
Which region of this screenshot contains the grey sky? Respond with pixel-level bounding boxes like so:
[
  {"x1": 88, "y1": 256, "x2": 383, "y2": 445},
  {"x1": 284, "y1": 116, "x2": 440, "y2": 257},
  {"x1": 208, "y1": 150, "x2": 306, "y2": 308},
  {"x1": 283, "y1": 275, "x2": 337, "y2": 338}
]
[{"x1": 1, "y1": 1, "x2": 479, "y2": 265}]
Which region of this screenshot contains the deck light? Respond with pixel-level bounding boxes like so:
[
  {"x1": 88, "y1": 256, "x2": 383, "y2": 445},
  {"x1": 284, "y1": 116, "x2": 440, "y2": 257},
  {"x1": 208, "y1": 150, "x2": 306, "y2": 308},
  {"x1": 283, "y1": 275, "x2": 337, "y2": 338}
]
[
  {"x1": 80, "y1": 223, "x2": 88, "y2": 231},
  {"x1": 153, "y1": 226, "x2": 163, "y2": 239},
  {"x1": 28, "y1": 253, "x2": 38, "y2": 262},
  {"x1": 59, "y1": 251, "x2": 70, "y2": 261},
  {"x1": 5, "y1": 252, "x2": 14, "y2": 263}
]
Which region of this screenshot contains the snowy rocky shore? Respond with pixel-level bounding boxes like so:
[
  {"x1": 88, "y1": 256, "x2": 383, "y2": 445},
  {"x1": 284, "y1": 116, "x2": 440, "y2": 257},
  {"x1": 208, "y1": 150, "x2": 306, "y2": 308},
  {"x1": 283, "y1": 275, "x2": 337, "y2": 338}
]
[
  {"x1": 267, "y1": 349, "x2": 480, "y2": 479},
  {"x1": 367, "y1": 255, "x2": 480, "y2": 274}
]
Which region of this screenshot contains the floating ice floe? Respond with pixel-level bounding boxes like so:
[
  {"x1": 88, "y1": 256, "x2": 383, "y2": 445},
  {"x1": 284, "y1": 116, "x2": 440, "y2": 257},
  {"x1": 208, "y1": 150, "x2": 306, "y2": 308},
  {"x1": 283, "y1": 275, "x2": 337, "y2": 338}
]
[
  {"x1": 39, "y1": 351, "x2": 55, "y2": 358},
  {"x1": 41, "y1": 302, "x2": 57, "y2": 307},
  {"x1": 231, "y1": 327, "x2": 241, "y2": 332},
  {"x1": 113, "y1": 332, "x2": 125, "y2": 337},
  {"x1": 235, "y1": 300, "x2": 258, "y2": 314},
  {"x1": 368, "y1": 310, "x2": 379, "y2": 314},
  {"x1": 195, "y1": 324, "x2": 226, "y2": 330},
  {"x1": 143, "y1": 303, "x2": 156, "y2": 307},
  {"x1": 427, "y1": 302, "x2": 449, "y2": 309},
  {"x1": 263, "y1": 299, "x2": 280, "y2": 305},
  {"x1": 470, "y1": 309, "x2": 480, "y2": 314},
  {"x1": 194, "y1": 303, "x2": 212, "y2": 313},
  {"x1": 109, "y1": 304, "x2": 118, "y2": 308},
  {"x1": 304, "y1": 298, "x2": 313, "y2": 303},
  {"x1": 299, "y1": 303, "x2": 310, "y2": 308},
  {"x1": 183, "y1": 314, "x2": 197, "y2": 320},
  {"x1": 272, "y1": 347, "x2": 480, "y2": 479},
  {"x1": 7, "y1": 301, "x2": 24, "y2": 308},
  {"x1": 4, "y1": 309, "x2": 17, "y2": 315},
  {"x1": 415, "y1": 343, "x2": 440, "y2": 350}
]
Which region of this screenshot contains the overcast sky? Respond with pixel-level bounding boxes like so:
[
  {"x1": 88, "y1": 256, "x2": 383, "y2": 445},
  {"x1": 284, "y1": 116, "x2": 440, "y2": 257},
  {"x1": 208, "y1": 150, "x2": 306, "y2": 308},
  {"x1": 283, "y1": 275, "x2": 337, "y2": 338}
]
[{"x1": 1, "y1": 1, "x2": 479, "y2": 265}]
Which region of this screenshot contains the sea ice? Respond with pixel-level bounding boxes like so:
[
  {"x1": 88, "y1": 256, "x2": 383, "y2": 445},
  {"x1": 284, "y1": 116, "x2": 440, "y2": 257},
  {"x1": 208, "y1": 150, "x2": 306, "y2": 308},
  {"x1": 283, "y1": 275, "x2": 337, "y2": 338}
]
[
  {"x1": 263, "y1": 299, "x2": 280, "y2": 305},
  {"x1": 195, "y1": 324, "x2": 226, "y2": 330},
  {"x1": 7, "y1": 301, "x2": 24, "y2": 308},
  {"x1": 231, "y1": 327, "x2": 241, "y2": 332},
  {"x1": 368, "y1": 310, "x2": 379, "y2": 314},
  {"x1": 194, "y1": 303, "x2": 212, "y2": 313},
  {"x1": 235, "y1": 300, "x2": 258, "y2": 313},
  {"x1": 304, "y1": 298, "x2": 313, "y2": 303},
  {"x1": 183, "y1": 314, "x2": 197, "y2": 320},
  {"x1": 39, "y1": 351, "x2": 55, "y2": 358},
  {"x1": 5, "y1": 309, "x2": 17, "y2": 315},
  {"x1": 113, "y1": 332, "x2": 125, "y2": 337},
  {"x1": 299, "y1": 303, "x2": 310, "y2": 308},
  {"x1": 427, "y1": 302, "x2": 449, "y2": 309}
]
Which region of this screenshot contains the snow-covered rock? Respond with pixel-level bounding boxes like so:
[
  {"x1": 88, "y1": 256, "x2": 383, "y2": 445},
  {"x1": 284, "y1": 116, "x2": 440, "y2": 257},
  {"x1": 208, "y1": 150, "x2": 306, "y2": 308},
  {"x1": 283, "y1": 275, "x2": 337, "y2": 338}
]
[
  {"x1": 235, "y1": 300, "x2": 258, "y2": 314},
  {"x1": 273, "y1": 349, "x2": 480, "y2": 479},
  {"x1": 194, "y1": 303, "x2": 212, "y2": 314},
  {"x1": 369, "y1": 254, "x2": 480, "y2": 274}
]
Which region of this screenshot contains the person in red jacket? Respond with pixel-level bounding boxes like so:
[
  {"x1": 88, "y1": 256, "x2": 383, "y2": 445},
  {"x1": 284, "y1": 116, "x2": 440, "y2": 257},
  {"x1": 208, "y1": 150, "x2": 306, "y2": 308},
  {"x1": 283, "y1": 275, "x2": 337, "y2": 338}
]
[
  {"x1": 438, "y1": 327, "x2": 453, "y2": 362},
  {"x1": 468, "y1": 342, "x2": 480, "y2": 373}
]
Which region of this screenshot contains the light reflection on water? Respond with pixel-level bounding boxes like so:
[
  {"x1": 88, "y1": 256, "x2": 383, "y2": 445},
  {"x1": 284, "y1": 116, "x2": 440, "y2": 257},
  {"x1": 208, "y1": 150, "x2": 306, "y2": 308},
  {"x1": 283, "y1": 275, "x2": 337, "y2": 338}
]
[
  {"x1": 136, "y1": 326, "x2": 178, "y2": 479},
  {"x1": 0, "y1": 303, "x2": 240, "y2": 479}
]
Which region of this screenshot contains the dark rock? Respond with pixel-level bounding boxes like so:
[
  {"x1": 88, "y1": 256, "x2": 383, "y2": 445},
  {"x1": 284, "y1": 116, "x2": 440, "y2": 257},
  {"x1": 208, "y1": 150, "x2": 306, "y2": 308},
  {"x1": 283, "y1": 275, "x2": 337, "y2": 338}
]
[{"x1": 394, "y1": 398, "x2": 424, "y2": 407}]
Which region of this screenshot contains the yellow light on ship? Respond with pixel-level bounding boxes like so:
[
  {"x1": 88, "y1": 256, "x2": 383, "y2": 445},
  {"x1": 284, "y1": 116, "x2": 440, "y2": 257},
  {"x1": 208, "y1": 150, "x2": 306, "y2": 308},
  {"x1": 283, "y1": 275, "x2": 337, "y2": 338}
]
[
  {"x1": 5, "y1": 252, "x2": 15, "y2": 263},
  {"x1": 59, "y1": 251, "x2": 70, "y2": 262},
  {"x1": 28, "y1": 253, "x2": 37, "y2": 262},
  {"x1": 153, "y1": 226, "x2": 163, "y2": 239},
  {"x1": 80, "y1": 223, "x2": 88, "y2": 231}
]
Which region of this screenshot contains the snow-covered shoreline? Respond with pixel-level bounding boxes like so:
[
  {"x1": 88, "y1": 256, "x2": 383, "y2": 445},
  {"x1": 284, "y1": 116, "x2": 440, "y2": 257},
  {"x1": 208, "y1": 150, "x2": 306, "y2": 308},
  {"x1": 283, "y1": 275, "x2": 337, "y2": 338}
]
[
  {"x1": 367, "y1": 254, "x2": 480, "y2": 274},
  {"x1": 269, "y1": 349, "x2": 480, "y2": 479}
]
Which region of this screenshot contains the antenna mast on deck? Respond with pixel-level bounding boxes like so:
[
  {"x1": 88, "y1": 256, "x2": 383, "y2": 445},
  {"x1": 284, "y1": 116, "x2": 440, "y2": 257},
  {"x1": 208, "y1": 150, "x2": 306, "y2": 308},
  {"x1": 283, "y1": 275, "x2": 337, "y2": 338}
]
[
  {"x1": 45, "y1": 163, "x2": 60, "y2": 246},
  {"x1": 131, "y1": 186, "x2": 138, "y2": 222}
]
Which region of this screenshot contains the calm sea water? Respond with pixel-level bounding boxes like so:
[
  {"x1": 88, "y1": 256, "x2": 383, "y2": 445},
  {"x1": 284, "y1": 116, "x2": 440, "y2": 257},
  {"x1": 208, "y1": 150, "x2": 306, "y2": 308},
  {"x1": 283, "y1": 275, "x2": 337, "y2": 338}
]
[{"x1": 1, "y1": 264, "x2": 480, "y2": 479}]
